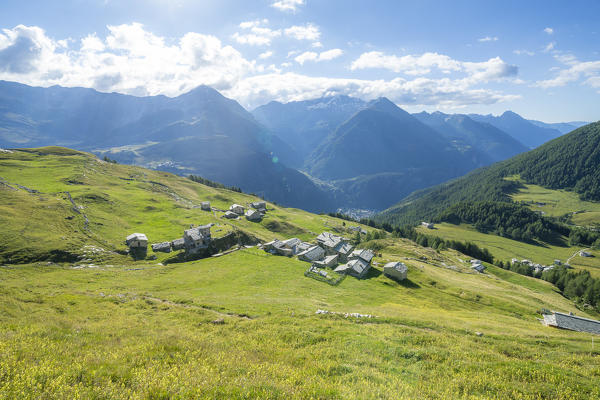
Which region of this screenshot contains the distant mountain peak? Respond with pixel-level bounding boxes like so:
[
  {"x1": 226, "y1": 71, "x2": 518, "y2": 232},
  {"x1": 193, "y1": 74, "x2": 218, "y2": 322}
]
[
  {"x1": 500, "y1": 110, "x2": 522, "y2": 119},
  {"x1": 367, "y1": 97, "x2": 404, "y2": 114}
]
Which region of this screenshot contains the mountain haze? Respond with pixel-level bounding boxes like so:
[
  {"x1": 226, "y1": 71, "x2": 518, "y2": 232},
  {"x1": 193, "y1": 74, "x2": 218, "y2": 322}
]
[
  {"x1": 376, "y1": 121, "x2": 600, "y2": 226},
  {"x1": 414, "y1": 111, "x2": 529, "y2": 162},
  {"x1": 0, "y1": 81, "x2": 331, "y2": 211},
  {"x1": 468, "y1": 111, "x2": 563, "y2": 149},
  {"x1": 252, "y1": 95, "x2": 367, "y2": 165}
]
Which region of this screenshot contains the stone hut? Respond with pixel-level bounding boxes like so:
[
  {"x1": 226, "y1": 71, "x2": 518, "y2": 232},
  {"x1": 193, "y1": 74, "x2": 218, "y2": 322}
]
[
  {"x1": 230, "y1": 204, "x2": 245, "y2": 215},
  {"x1": 201, "y1": 201, "x2": 211, "y2": 211},
  {"x1": 223, "y1": 210, "x2": 239, "y2": 219},
  {"x1": 251, "y1": 201, "x2": 267, "y2": 212},
  {"x1": 264, "y1": 239, "x2": 293, "y2": 257},
  {"x1": 350, "y1": 249, "x2": 375, "y2": 264},
  {"x1": 126, "y1": 233, "x2": 148, "y2": 248},
  {"x1": 126, "y1": 233, "x2": 148, "y2": 259},
  {"x1": 335, "y1": 258, "x2": 370, "y2": 279},
  {"x1": 383, "y1": 262, "x2": 408, "y2": 281},
  {"x1": 313, "y1": 254, "x2": 338, "y2": 268},
  {"x1": 298, "y1": 245, "x2": 325, "y2": 263},
  {"x1": 171, "y1": 238, "x2": 185, "y2": 251},
  {"x1": 245, "y1": 209, "x2": 262, "y2": 222},
  {"x1": 542, "y1": 311, "x2": 600, "y2": 334},
  {"x1": 183, "y1": 224, "x2": 212, "y2": 256},
  {"x1": 151, "y1": 242, "x2": 172, "y2": 253},
  {"x1": 421, "y1": 222, "x2": 434, "y2": 229}
]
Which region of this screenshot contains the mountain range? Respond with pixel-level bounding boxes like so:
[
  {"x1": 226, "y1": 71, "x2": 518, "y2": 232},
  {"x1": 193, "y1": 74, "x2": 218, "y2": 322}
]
[
  {"x1": 0, "y1": 80, "x2": 586, "y2": 213},
  {"x1": 375, "y1": 121, "x2": 600, "y2": 227}
]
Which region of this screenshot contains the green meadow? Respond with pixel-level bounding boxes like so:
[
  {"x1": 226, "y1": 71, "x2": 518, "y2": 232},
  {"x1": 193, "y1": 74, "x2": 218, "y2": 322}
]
[
  {"x1": 416, "y1": 223, "x2": 600, "y2": 277},
  {"x1": 1, "y1": 148, "x2": 600, "y2": 399},
  {"x1": 508, "y1": 177, "x2": 600, "y2": 226}
]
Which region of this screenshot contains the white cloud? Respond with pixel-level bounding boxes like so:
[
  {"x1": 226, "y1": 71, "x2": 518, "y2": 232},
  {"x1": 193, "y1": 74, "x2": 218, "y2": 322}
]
[
  {"x1": 544, "y1": 42, "x2": 556, "y2": 52},
  {"x1": 513, "y1": 49, "x2": 535, "y2": 56},
  {"x1": 319, "y1": 48, "x2": 343, "y2": 61},
  {"x1": 0, "y1": 23, "x2": 521, "y2": 110},
  {"x1": 544, "y1": 27, "x2": 554, "y2": 35},
  {"x1": 226, "y1": 72, "x2": 520, "y2": 109},
  {"x1": 294, "y1": 51, "x2": 317, "y2": 64},
  {"x1": 81, "y1": 33, "x2": 105, "y2": 52},
  {"x1": 0, "y1": 23, "x2": 254, "y2": 96},
  {"x1": 284, "y1": 24, "x2": 320, "y2": 41},
  {"x1": 258, "y1": 50, "x2": 273, "y2": 59},
  {"x1": 478, "y1": 36, "x2": 498, "y2": 42},
  {"x1": 351, "y1": 51, "x2": 462, "y2": 75},
  {"x1": 536, "y1": 55, "x2": 600, "y2": 88},
  {"x1": 294, "y1": 49, "x2": 343, "y2": 65},
  {"x1": 232, "y1": 20, "x2": 281, "y2": 46},
  {"x1": 271, "y1": 0, "x2": 305, "y2": 12},
  {"x1": 311, "y1": 41, "x2": 323, "y2": 48}
]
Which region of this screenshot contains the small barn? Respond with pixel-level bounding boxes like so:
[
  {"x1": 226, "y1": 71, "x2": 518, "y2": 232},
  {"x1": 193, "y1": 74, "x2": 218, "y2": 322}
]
[
  {"x1": 223, "y1": 210, "x2": 239, "y2": 219},
  {"x1": 334, "y1": 241, "x2": 354, "y2": 263},
  {"x1": 335, "y1": 258, "x2": 370, "y2": 279},
  {"x1": 471, "y1": 263, "x2": 485, "y2": 273},
  {"x1": 542, "y1": 311, "x2": 600, "y2": 334},
  {"x1": 251, "y1": 201, "x2": 267, "y2": 211},
  {"x1": 263, "y1": 239, "x2": 293, "y2": 257},
  {"x1": 201, "y1": 201, "x2": 211, "y2": 211},
  {"x1": 350, "y1": 249, "x2": 375, "y2": 264},
  {"x1": 171, "y1": 238, "x2": 185, "y2": 251},
  {"x1": 383, "y1": 262, "x2": 408, "y2": 281},
  {"x1": 298, "y1": 245, "x2": 325, "y2": 262},
  {"x1": 183, "y1": 225, "x2": 212, "y2": 256},
  {"x1": 126, "y1": 233, "x2": 148, "y2": 248},
  {"x1": 313, "y1": 254, "x2": 338, "y2": 268},
  {"x1": 245, "y1": 209, "x2": 262, "y2": 222},
  {"x1": 421, "y1": 222, "x2": 434, "y2": 229},
  {"x1": 151, "y1": 242, "x2": 171, "y2": 253},
  {"x1": 126, "y1": 233, "x2": 148, "y2": 259},
  {"x1": 229, "y1": 204, "x2": 245, "y2": 215},
  {"x1": 580, "y1": 250, "x2": 591, "y2": 257}
]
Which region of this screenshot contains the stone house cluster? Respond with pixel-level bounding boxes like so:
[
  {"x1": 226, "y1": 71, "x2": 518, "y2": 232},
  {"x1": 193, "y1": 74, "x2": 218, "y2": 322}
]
[
  {"x1": 126, "y1": 223, "x2": 213, "y2": 258},
  {"x1": 511, "y1": 258, "x2": 564, "y2": 274},
  {"x1": 223, "y1": 201, "x2": 267, "y2": 222},
  {"x1": 261, "y1": 231, "x2": 407, "y2": 281}
]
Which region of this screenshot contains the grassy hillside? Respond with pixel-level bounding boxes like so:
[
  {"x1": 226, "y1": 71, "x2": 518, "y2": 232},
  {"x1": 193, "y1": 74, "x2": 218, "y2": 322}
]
[
  {"x1": 0, "y1": 147, "x2": 359, "y2": 264},
  {"x1": 511, "y1": 180, "x2": 600, "y2": 226},
  {"x1": 1, "y1": 148, "x2": 600, "y2": 399},
  {"x1": 417, "y1": 223, "x2": 600, "y2": 277}
]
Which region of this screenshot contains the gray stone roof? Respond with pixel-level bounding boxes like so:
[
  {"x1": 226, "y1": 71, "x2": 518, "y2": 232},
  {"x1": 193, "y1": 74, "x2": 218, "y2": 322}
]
[
  {"x1": 334, "y1": 241, "x2": 354, "y2": 255},
  {"x1": 347, "y1": 258, "x2": 370, "y2": 277},
  {"x1": 383, "y1": 262, "x2": 407, "y2": 281},
  {"x1": 184, "y1": 229, "x2": 203, "y2": 242},
  {"x1": 350, "y1": 249, "x2": 374, "y2": 263},
  {"x1": 544, "y1": 311, "x2": 600, "y2": 334},
  {"x1": 126, "y1": 233, "x2": 147, "y2": 242},
  {"x1": 298, "y1": 245, "x2": 325, "y2": 262}
]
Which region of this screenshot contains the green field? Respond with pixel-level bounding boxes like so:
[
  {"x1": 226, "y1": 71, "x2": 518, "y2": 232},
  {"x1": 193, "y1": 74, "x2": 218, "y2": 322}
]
[
  {"x1": 508, "y1": 177, "x2": 600, "y2": 226},
  {"x1": 1, "y1": 149, "x2": 600, "y2": 399},
  {"x1": 417, "y1": 223, "x2": 600, "y2": 277}
]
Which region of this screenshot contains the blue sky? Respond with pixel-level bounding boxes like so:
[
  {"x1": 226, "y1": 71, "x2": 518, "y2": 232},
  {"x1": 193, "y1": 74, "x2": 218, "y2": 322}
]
[{"x1": 0, "y1": 0, "x2": 599, "y2": 122}]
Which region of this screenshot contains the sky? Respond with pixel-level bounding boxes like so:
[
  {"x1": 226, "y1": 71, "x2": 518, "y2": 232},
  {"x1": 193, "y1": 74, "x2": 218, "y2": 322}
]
[{"x1": 0, "y1": 0, "x2": 599, "y2": 122}]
